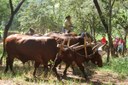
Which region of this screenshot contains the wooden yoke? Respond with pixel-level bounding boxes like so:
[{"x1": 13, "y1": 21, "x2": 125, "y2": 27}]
[
  {"x1": 84, "y1": 37, "x2": 87, "y2": 58},
  {"x1": 67, "y1": 38, "x2": 71, "y2": 47},
  {"x1": 57, "y1": 39, "x2": 66, "y2": 55}
]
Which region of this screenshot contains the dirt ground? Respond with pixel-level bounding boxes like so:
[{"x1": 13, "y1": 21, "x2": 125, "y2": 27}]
[
  {"x1": 0, "y1": 63, "x2": 128, "y2": 85},
  {"x1": 57, "y1": 65, "x2": 128, "y2": 85}
]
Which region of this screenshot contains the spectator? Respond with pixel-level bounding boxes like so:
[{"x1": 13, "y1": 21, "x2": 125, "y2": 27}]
[
  {"x1": 101, "y1": 35, "x2": 107, "y2": 44},
  {"x1": 117, "y1": 38, "x2": 124, "y2": 54},
  {"x1": 113, "y1": 37, "x2": 120, "y2": 52}
]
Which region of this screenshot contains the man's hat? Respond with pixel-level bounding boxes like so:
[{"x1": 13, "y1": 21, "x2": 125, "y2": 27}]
[{"x1": 65, "y1": 15, "x2": 71, "y2": 19}]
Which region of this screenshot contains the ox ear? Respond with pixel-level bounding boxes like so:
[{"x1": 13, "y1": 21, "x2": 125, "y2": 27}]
[
  {"x1": 87, "y1": 50, "x2": 99, "y2": 59},
  {"x1": 57, "y1": 44, "x2": 69, "y2": 51},
  {"x1": 87, "y1": 52, "x2": 95, "y2": 59}
]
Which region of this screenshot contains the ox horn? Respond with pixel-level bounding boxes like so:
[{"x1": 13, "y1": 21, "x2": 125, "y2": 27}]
[
  {"x1": 73, "y1": 45, "x2": 84, "y2": 51},
  {"x1": 92, "y1": 43, "x2": 100, "y2": 51},
  {"x1": 98, "y1": 43, "x2": 106, "y2": 51}
]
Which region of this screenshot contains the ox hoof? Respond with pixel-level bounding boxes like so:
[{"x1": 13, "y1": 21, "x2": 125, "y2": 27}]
[
  {"x1": 4, "y1": 71, "x2": 7, "y2": 74},
  {"x1": 33, "y1": 75, "x2": 37, "y2": 78},
  {"x1": 12, "y1": 72, "x2": 16, "y2": 76},
  {"x1": 62, "y1": 75, "x2": 67, "y2": 79},
  {"x1": 0, "y1": 60, "x2": 2, "y2": 64}
]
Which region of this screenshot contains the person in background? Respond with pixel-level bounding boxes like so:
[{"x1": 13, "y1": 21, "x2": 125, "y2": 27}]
[
  {"x1": 80, "y1": 32, "x2": 93, "y2": 43},
  {"x1": 62, "y1": 15, "x2": 73, "y2": 33},
  {"x1": 117, "y1": 38, "x2": 124, "y2": 54},
  {"x1": 26, "y1": 28, "x2": 35, "y2": 35},
  {"x1": 101, "y1": 34, "x2": 107, "y2": 44},
  {"x1": 113, "y1": 37, "x2": 120, "y2": 52}
]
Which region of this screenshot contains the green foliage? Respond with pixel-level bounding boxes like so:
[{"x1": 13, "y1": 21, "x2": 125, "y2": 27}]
[
  {"x1": 0, "y1": 0, "x2": 10, "y2": 20},
  {"x1": 0, "y1": 0, "x2": 10, "y2": 29},
  {"x1": 18, "y1": 0, "x2": 64, "y2": 33},
  {"x1": 0, "y1": 0, "x2": 128, "y2": 37},
  {"x1": 17, "y1": 0, "x2": 105, "y2": 34}
]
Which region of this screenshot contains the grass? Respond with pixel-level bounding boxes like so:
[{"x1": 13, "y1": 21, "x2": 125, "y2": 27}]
[{"x1": 99, "y1": 57, "x2": 128, "y2": 78}]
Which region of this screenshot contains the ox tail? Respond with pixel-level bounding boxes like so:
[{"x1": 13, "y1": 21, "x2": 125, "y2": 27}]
[{"x1": 0, "y1": 40, "x2": 6, "y2": 65}]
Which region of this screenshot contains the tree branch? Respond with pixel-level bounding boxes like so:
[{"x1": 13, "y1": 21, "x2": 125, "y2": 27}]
[
  {"x1": 13, "y1": 0, "x2": 25, "y2": 15},
  {"x1": 9, "y1": 0, "x2": 14, "y2": 15},
  {"x1": 93, "y1": 0, "x2": 108, "y2": 33},
  {"x1": 111, "y1": 0, "x2": 116, "y2": 7}
]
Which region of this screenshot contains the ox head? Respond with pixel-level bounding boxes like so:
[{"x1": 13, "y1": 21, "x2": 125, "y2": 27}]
[
  {"x1": 87, "y1": 50, "x2": 103, "y2": 67},
  {"x1": 87, "y1": 43, "x2": 108, "y2": 67},
  {"x1": 76, "y1": 43, "x2": 103, "y2": 67}
]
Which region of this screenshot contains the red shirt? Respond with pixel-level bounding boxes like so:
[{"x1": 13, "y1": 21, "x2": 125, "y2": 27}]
[{"x1": 101, "y1": 37, "x2": 107, "y2": 44}]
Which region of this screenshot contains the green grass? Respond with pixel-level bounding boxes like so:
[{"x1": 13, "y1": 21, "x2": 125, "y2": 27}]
[
  {"x1": 99, "y1": 57, "x2": 128, "y2": 78},
  {"x1": 111, "y1": 57, "x2": 128, "y2": 75}
]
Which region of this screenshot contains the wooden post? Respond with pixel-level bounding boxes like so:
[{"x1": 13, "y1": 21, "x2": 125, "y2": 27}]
[
  {"x1": 67, "y1": 38, "x2": 71, "y2": 47},
  {"x1": 84, "y1": 37, "x2": 87, "y2": 57}
]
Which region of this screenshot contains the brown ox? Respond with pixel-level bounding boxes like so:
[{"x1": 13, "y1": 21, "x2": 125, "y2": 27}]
[
  {"x1": 45, "y1": 32, "x2": 102, "y2": 66},
  {"x1": 4, "y1": 34, "x2": 58, "y2": 77},
  {"x1": 44, "y1": 32, "x2": 103, "y2": 80},
  {"x1": 52, "y1": 44, "x2": 102, "y2": 81}
]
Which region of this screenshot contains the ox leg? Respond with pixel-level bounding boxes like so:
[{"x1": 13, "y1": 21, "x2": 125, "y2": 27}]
[
  {"x1": 33, "y1": 62, "x2": 40, "y2": 77},
  {"x1": 9, "y1": 58, "x2": 15, "y2": 75},
  {"x1": 4, "y1": 57, "x2": 9, "y2": 73},
  {"x1": 76, "y1": 63, "x2": 89, "y2": 81},
  {"x1": 5, "y1": 56, "x2": 14, "y2": 74},
  {"x1": 52, "y1": 59, "x2": 62, "y2": 80},
  {"x1": 43, "y1": 65, "x2": 49, "y2": 77},
  {"x1": 62, "y1": 64, "x2": 70, "y2": 79}
]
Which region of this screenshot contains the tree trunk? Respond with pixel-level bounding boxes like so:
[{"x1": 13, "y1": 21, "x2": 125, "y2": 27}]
[
  {"x1": 93, "y1": 0, "x2": 117, "y2": 62},
  {"x1": 123, "y1": 27, "x2": 128, "y2": 56},
  {"x1": 93, "y1": 0, "x2": 110, "y2": 62},
  {"x1": 0, "y1": 0, "x2": 25, "y2": 65}
]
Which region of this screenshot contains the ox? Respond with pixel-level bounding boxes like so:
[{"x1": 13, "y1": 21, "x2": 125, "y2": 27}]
[
  {"x1": 4, "y1": 34, "x2": 58, "y2": 77},
  {"x1": 44, "y1": 32, "x2": 103, "y2": 80},
  {"x1": 52, "y1": 43, "x2": 103, "y2": 81}
]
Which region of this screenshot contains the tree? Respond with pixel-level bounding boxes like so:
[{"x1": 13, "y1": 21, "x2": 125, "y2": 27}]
[
  {"x1": 0, "y1": 0, "x2": 25, "y2": 65},
  {"x1": 93, "y1": 0, "x2": 116, "y2": 62},
  {"x1": 113, "y1": 5, "x2": 128, "y2": 55}
]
